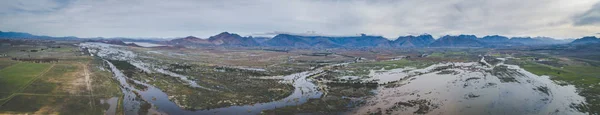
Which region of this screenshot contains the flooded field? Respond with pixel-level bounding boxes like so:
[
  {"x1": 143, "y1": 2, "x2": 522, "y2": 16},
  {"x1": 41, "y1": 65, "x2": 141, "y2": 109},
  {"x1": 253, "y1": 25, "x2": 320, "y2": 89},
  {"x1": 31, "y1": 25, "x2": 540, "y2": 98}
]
[
  {"x1": 106, "y1": 60, "x2": 324, "y2": 114},
  {"x1": 353, "y1": 60, "x2": 587, "y2": 115},
  {"x1": 77, "y1": 42, "x2": 590, "y2": 115}
]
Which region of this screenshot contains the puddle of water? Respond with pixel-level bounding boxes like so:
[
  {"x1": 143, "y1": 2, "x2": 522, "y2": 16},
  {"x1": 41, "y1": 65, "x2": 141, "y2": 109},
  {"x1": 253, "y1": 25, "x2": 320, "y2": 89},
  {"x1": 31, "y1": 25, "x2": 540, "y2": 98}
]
[
  {"x1": 124, "y1": 42, "x2": 166, "y2": 47},
  {"x1": 100, "y1": 97, "x2": 119, "y2": 115},
  {"x1": 364, "y1": 67, "x2": 413, "y2": 84}
]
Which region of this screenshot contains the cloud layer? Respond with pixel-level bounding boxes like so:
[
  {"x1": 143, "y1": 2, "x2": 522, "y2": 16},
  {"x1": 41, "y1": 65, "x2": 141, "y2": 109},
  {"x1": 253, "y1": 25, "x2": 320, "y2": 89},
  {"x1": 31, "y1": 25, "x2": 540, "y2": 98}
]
[{"x1": 0, "y1": 0, "x2": 599, "y2": 39}]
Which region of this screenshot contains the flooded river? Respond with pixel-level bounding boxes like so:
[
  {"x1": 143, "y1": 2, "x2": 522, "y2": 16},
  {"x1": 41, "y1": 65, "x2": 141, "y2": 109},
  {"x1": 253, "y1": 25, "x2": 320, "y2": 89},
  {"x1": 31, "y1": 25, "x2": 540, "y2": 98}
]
[
  {"x1": 82, "y1": 43, "x2": 324, "y2": 114},
  {"x1": 84, "y1": 42, "x2": 587, "y2": 115},
  {"x1": 105, "y1": 60, "x2": 323, "y2": 114}
]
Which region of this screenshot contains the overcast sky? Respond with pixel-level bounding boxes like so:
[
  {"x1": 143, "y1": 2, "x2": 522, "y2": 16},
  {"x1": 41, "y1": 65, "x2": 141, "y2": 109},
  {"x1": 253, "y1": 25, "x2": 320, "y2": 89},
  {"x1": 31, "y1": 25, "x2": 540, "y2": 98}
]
[{"x1": 0, "y1": 0, "x2": 599, "y2": 39}]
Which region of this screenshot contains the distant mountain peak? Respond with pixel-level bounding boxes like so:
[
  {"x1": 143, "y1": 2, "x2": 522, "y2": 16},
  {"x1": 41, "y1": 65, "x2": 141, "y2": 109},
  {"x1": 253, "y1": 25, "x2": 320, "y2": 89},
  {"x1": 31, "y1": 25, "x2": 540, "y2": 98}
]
[
  {"x1": 481, "y1": 35, "x2": 509, "y2": 42},
  {"x1": 207, "y1": 32, "x2": 258, "y2": 46},
  {"x1": 211, "y1": 32, "x2": 242, "y2": 39},
  {"x1": 429, "y1": 35, "x2": 483, "y2": 47},
  {"x1": 571, "y1": 36, "x2": 600, "y2": 45},
  {"x1": 582, "y1": 36, "x2": 598, "y2": 39},
  {"x1": 184, "y1": 36, "x2": 200, "y2": 39},
  {"x1": 391, "y1": 34, "x2": 435, "y2": 48},
  {"x1": 264, "y1": 33, "x2": 390, "y2": 48}
]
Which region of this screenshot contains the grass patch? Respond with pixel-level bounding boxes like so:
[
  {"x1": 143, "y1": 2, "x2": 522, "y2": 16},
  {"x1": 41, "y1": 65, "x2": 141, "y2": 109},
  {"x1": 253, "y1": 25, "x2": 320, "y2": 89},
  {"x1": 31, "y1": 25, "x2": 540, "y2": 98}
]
[
  {"x1": 0, "y1": 59, "x2": 18, "y2": 70},
  {"x1": 50, "y1": 46, "x2": 75, "y2": 52},
  {"x1": 263, "y1": 98, "x2": 353, "y2": 114},
  {"x1": 23, "y1": 64, "x2": 80, "y2": 95},
  {"x1": 22, "y1": 81, "x2": 58, "y2": 95},
  {"x1": 0, "y1": 63, "x2": 52, "y2": 94},
  {"x1": 107, "y1": 60, "x2": 137, "y2": 78},
  {"x1": 428, "y1": 52, "x2": 444, "y2": 57},
  {"x1": 350, "y1": 60, "x2": 433, "y2": 70},
  {"x1": 90, "y1": 59, "x2": 122, "y2": 96},
  {"x1": 0, "y1": 93, "x2": 11, "y2": 100}
]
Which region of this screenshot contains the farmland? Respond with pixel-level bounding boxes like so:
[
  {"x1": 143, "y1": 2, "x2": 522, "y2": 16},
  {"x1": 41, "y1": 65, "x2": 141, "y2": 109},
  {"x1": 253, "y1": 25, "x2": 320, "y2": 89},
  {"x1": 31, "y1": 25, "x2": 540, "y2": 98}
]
[{"x1": 0, "y1": 41, "x2": 121, "y2": 115}]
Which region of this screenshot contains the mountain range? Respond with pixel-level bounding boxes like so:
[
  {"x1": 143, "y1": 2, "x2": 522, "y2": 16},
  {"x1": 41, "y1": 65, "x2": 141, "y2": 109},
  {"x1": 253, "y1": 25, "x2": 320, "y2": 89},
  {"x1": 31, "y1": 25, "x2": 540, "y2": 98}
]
[
  {"x1": 167, "y1": 32, "x2": 259, "y2": 46},
  {"x1": 1, "y1": 30, "x2": 593, "y2": 48},
  {"x1": 390, "y1": 35, "x2": 435, "y2": 48},
  {"x1": 163, "y1": 33, "x2": 579, "y2": 48},
  {"x1": 0, "y1": 31, "x2": 79, "y2": 40}
]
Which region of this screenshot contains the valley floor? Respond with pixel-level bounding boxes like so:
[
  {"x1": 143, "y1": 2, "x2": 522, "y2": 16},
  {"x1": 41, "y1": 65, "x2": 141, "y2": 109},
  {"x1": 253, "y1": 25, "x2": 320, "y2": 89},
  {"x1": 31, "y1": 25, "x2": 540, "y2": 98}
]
[{"x1": 0, "y1": 40, "x2": 599, "y2": 115}]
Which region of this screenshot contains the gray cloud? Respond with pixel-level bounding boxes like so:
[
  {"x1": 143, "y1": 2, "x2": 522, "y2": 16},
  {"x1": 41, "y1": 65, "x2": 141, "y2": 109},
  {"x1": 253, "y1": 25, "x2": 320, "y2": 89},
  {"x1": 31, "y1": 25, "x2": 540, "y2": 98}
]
[
  {"x1": 574, "y1": 2, "x2": 600, "y2": 26},
  {"x1": 0, "y1": 0, "x2": 599, "y2": 39}
]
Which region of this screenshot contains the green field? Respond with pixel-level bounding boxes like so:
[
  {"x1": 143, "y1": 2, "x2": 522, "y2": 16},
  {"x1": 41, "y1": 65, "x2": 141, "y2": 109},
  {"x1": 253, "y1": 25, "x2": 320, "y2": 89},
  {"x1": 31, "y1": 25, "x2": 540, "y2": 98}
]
[
  {"x1": 0, "y1": 59, "x2": 18, "y2": 70},
  {"x1": 0, "y1": 40, "x2": 122, "y2": 114},
  {"x1": 23, "y1": 64, "x2": 78, "y2": 95},
  {"x1": 0, "y1": 63, "x2": 52, "y2": 97},
  {"x1": 0, "y1": 61, "x2": 121, "y2": 114}
]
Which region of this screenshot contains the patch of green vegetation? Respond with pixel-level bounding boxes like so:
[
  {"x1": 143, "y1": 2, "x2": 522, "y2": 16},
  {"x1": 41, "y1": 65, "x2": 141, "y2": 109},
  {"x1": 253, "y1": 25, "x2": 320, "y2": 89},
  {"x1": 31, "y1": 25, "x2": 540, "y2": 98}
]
[
  {"x1": 0, "y1": 93, "x2": 11, "y2": 100},
  {"x1": 0, "y1": 99, "x2": 5, "y2": 106},
  {"x1": 563, "y1": 66, "x2": 600, "y2": 77},
  {"x1": 116, "y1": 95, "x2": 124, "y2": 115},
  {"x1": 350, "y1": 60, "x2": 433, "y2": 70},
  {"x1": 155, "y1": 74, "x2": 295, "y2": 110},
  {"x1": 1, "y1": 95, "x2": 49, "y2": 113},
  {"x1": 22, "y1": 80, "x2": 57, "y2": 94},
  {"x1": 262, "y1": 98, "x2": 353, "y2": 114},
  {"x1": 429, "y1": 52, "x2": 444, "y2": 57},
  {"x1": 0, "y1": 63, "x2": 52, "y2": 96},
  {"x1": 50, "y1": 46, "x2": 75, "y2": 52},
  {"x1": 23, "y1": 64, "x2": 78, "y2": 95},
  {"x1": 0, "y1": 59, "x2": 18, "y2": 70},
  {"x1": 108, "y1": 60, "x2": 137, "y2": 78},
  {"x1": 491, "y1": 53, "x2": 502, "y2": 57},
  {"x1": 428, "y1": 51, "x2": 470, "y2": 59},
  {"x1": 90, "y1": 59, "x2": 122, "y2": 96}
]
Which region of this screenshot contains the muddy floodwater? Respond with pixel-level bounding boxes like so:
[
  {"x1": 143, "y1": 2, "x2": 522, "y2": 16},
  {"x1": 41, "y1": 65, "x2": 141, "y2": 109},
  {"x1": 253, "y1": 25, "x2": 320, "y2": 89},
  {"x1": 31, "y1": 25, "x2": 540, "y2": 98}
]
[{"x1": 353, "y1": 59, "x2": 587, "y2": 115}]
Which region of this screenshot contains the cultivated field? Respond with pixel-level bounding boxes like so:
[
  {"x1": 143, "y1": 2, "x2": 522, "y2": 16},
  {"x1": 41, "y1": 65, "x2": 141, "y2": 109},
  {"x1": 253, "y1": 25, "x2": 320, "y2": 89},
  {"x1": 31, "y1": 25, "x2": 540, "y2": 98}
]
[{"x1": 0, "y1": 41, "x2": 121, "y2": 115}]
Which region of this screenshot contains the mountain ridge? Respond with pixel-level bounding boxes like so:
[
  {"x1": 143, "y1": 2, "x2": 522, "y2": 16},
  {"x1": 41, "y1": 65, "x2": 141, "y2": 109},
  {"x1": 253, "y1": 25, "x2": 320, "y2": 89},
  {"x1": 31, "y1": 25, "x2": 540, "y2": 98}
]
[{"x1": 0, "y1": 30, "x2": 592, "y2": 48}]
